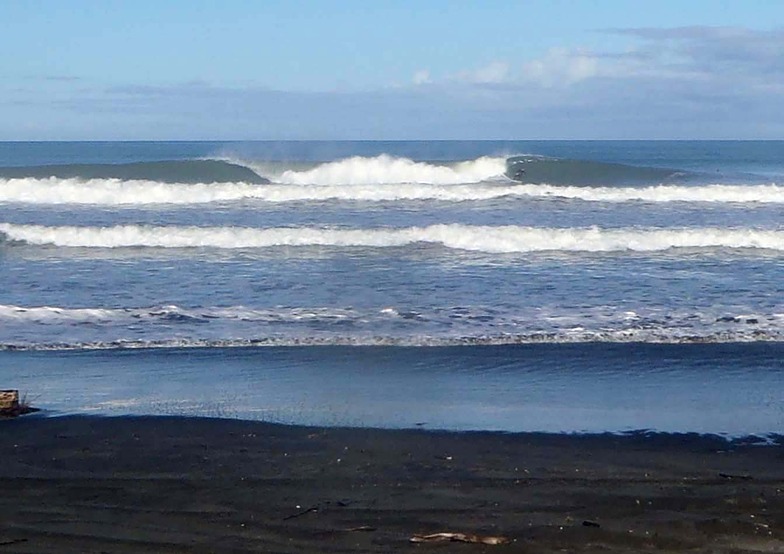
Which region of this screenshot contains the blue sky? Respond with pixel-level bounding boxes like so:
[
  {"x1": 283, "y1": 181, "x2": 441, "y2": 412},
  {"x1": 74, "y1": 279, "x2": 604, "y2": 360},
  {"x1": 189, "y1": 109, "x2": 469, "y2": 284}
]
[{"x1": 2, "y1": 0, "x2": 783, "y2": 140}]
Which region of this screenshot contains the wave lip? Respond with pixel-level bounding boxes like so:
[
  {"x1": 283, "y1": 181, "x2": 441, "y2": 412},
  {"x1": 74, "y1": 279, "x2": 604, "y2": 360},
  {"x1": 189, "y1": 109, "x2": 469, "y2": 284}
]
[{"x1": 2, "y1": 223, "x2": 783, "y2": 253}]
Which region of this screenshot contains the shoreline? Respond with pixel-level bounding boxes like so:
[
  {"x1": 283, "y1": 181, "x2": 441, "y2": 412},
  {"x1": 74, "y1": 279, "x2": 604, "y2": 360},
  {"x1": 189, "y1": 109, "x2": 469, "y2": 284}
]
[
  {"x1": 2, "y1": 415, "x2": 782, "y2": 553},
  {"x1": 10, "y1": 410, "x2": 784, "y2": 444}
]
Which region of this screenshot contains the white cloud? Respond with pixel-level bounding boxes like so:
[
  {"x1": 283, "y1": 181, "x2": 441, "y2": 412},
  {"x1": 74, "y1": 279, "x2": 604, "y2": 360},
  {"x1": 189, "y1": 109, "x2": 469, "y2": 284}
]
[
  {"x1": 456, "y1": 61, "x2": 510, "y2": 84},
  {"x1": 5, "y1": 26, "x2": 784, "y2": 139},
  {"x1": 411, "y1": 61, "x2": 510, "y2": 86},
  {"x1": 412, "y1": 69, "x2": 431, "y2": 85},
  {"x1": 600, "y1": 26, "x2": 784, "y2": 84},
  {"x1": 522, "y1": 48, "x2": 599, "y2": 87}
]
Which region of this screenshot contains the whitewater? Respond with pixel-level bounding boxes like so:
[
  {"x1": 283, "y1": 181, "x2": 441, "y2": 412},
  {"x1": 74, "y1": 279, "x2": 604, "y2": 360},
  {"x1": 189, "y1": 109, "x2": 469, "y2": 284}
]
[
  {"x1": 2, "y1": 177, "x2": 783, "y2": 205},
  {"x1": 2, "y1": 222, "x2": 783, "y2": 252}
]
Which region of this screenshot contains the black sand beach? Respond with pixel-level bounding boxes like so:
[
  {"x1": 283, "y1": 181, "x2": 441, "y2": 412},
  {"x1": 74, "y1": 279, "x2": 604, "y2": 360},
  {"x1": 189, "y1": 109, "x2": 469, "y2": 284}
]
[{"x1": 1, "y1": 416, "x2": 782, "y2": 553}]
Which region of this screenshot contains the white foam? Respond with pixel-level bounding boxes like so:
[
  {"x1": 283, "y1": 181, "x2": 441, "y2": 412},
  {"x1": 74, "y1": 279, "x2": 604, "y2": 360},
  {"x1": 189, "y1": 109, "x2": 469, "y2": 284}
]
[
  {"x1": 0, "y1": 304, "x2": 118, "y2": 322},
  {"x1": 0, "y1": 177, "x2": 267, "y2": 205},
  {"x1": 0, "y1": 303, "x2": 358, "y2": 325},
  {"x1": 276, "y1": 155, "x2": 507, "y2": 185},
  {"x1": 517, "y1": 183, "x2": 784, "y2": 203},
  {"x1": 2, "y1": 223, "x2": 783, "y2": 253},
  {"x1": 1, "y1": 176, "x2": 782, "y2": 206}
]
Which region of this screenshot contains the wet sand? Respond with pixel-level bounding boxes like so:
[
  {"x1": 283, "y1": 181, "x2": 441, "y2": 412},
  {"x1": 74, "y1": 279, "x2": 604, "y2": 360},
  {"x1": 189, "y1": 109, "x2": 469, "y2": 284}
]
[{"x1": 1, "y1": 416, "x2": 782, "y2": 553}]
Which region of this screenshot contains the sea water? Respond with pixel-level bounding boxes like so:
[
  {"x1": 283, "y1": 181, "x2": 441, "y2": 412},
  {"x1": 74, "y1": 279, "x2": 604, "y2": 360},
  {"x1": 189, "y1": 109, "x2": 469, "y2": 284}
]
[{"x1": 0, "y1": 141, "x2": 782, "y2": 435}]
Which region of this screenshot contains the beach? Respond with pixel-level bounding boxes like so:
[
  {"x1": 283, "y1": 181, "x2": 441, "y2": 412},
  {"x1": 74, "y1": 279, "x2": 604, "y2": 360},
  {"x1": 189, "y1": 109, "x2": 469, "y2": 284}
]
[
  {"x1": 3, "y1": 0, "x2": 784, "y2": 548},
  {"x1": 2, "y1": 141, "x2": 783, "y2": 552},
  {"x1": 1, "y1": 415, "x2": 782, "y2": 553}
]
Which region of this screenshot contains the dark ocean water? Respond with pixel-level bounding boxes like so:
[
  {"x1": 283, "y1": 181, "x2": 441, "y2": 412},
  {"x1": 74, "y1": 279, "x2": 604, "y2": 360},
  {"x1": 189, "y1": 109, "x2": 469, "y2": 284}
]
[{"x1": 0, "y1": 141, "x2": 782, "y2": 434}]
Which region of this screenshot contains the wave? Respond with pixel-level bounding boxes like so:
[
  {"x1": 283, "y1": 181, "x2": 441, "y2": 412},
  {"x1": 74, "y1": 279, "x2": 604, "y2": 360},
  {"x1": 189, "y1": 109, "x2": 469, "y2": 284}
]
[
  {"x1": 0, "y1": 155, "x2": 504, "y2": 190},
  {"x1": 1, "y1": 177, "x2": 781, "y2": 206},
  {"x1": 2, "y1": 223, "x2": 783, "y2": 253},
  {"x1": 274, "y1": 154, "x2": 506, "y2": 185},
  {"x1": 0, "y1": 160, "x2": 269, "y2": 184},
  {"x1": 1, "y1": 154, "x2": 680, "y2": 188},
  {"x1": 505, "y1": 156, "x2": 682, "y2": 185}
]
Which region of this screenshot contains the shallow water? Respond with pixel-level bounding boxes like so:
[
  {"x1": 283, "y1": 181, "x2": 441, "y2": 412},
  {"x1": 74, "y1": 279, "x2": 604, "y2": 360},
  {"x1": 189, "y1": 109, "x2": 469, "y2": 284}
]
[{"x1": 3, "y1": 343, "x2": 782, "y2": 436}]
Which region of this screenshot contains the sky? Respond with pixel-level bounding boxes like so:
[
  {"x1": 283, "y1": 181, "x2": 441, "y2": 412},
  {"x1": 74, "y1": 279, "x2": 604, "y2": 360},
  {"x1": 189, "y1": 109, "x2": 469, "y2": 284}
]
[{"x1": 2, "y1": 0, "x2": 784, "y2": 140}]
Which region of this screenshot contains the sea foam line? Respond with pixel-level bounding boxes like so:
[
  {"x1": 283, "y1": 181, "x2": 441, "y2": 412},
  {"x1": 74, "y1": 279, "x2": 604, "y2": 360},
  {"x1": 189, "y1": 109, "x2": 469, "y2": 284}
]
[
  {"x1": 2, "y1": 223, "x2": 783, "y2": 253},
  {"x1": 1, "y1": 178, "x2": 782, "y2": 205},
  {"x1": 2, "y1": 328, "x2": 784, "y2": 352},
  {"x1": 2, "y1": 303, "x2": 780, "y2": 330}
]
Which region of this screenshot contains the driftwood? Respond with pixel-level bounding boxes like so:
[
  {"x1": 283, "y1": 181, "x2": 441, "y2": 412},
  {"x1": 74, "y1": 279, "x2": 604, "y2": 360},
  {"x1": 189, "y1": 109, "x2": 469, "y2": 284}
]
[
  {"x1": 0, "y1": 538, "x2": 29, "y2": 546},
  {"x1": 283, "y1": 506, "x2": 319, "y2": 520},
  {"x1": 582, "y1": 520, "x2": 601, "y2": 528},
  {"x1": 0, "y1": 390, "x2": 38, "y2": 417},
  {"x1": 719, "y1": 472, "x2": 753, "y2": 481},
  {"x1": 0, "y1": 390, "x2": 18, "y2": 410},
  {"x1": 410, "y1": 532, "x2": 510, "y2": 545}
]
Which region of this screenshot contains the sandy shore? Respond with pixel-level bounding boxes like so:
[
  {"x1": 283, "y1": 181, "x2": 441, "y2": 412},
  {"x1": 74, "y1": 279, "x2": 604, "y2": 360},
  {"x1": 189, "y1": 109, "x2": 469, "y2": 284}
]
[{"x1": 0, "y1": 416, "x2": 782, "y2": 553}]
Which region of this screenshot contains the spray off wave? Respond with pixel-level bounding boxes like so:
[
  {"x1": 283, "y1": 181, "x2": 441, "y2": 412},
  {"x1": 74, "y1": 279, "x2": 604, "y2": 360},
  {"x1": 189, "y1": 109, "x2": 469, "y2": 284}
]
[
  {"x1": 2, "y1": 223, "x2": 783, "y2": 253},
  {"x1": 1, "y1": 177, "x2": 782, "y2": 206}
]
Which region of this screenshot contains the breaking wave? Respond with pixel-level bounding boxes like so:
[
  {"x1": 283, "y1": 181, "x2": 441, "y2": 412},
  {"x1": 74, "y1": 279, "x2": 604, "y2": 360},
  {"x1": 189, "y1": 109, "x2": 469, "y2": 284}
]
[
  {"x1": 1, "y1": 178, "x2": 781, "y2": 206},
  {"x1": 2, "y1": 223, "x2": 783, "y2": 253},
  {"x1": 275, "y1": 155, "x2": 506, "y2": 185}
]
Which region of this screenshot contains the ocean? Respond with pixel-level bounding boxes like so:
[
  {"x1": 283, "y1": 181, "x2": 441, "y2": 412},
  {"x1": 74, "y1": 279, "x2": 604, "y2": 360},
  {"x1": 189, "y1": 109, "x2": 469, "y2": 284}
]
[{"x1": 0, "y1": 140, "x2": 782, "y2": 436}]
